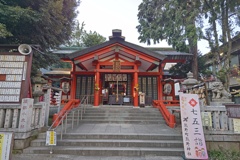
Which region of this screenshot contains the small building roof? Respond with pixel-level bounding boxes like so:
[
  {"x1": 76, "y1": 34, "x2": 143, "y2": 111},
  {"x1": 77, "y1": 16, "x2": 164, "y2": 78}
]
[{"x1": 44, "y1": 70, "x2": 70, "y2": 76}]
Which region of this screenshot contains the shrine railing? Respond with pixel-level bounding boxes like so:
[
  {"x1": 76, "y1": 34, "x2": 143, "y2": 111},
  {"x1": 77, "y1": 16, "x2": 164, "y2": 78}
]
[
  {"x1": 51, "y1": 99, "x2": 80, "y2": 128},
  {"x1": 49, "y1": 96, "x2": 89, "y2": 140},
  {"x1": 153, "y1": 100, "x2": 180, "y2": 128},
  {"x1": 153, "y1": 99, "x2": 237, "y2": 133},
  {"x1": 201, "y1": 105, "x2": 234, "y2": 132},
  {"x1": 0, "y1": 99, "x2": 46, "y2": 139}
]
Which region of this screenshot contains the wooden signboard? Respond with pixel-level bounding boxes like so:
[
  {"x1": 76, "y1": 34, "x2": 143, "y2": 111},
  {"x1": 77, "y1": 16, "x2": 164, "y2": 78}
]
[
  {"x1": 0, "y1": 51, "x2": 32, "y2": 103},
  {"x1": 113, "y1": 60, "x2": 120, "y2": 72}
]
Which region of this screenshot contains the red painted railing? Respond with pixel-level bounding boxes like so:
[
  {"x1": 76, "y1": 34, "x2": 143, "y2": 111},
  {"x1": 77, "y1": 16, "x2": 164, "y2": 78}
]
[
  {"x1": 52, "y1": 99, "x2": 80, "y2": 127},
  {"x1": 153, "y1": 100, "x2": 180, "y2": 128}
]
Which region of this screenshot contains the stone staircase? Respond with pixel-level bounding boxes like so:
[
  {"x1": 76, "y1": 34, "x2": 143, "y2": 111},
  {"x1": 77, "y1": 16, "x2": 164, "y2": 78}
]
[{"x1": 22, "y1": 106, "x2": 184, "y2": 158}]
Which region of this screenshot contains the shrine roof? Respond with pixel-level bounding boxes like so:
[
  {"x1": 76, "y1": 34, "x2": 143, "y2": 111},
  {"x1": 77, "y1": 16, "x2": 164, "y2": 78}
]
[
  {"x1": 44, "y1": 70, "x2": 70, "y2": 76},
  {"x1": 51, "y1": 29, "x2": 192, "y2": 62},
  {"x1": 155, "y1": 50, "x2": 192, "y2": 60},
  {"x1": 67, "y1": 38, "x2": 166, "y2": 60}
]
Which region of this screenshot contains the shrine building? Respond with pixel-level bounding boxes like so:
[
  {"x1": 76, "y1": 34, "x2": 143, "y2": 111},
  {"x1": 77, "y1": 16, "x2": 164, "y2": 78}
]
[{"x1": 55, "y1": 29, "x2": 192, "y2": 107}]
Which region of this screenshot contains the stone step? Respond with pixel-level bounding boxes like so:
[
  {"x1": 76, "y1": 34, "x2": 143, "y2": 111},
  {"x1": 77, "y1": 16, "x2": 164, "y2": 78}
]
[
  {"x1": 12, "y1": 154, "x2": 183, "y2": 160},
  {"x1": 81, "y1": 109, "x2": 160, "y2": 113},
  {"x1": 21, "y1": 105, "x2": 184, "y2": 158},
  {"x1": 66, "y1": 116, "x2": 164, "y2": 120},
  {"x1": 65, "y1": 119, "x2": 165, "y2": 124},
  {"x1": 23, "y1": 146, "x2": 184, "y2": 157},
  {"x1": 30, "y1": 139, "x2": 183, "y2": 148},
  {"x1": 79, "y1": 111, "x2": 161, "y2": 114},
  {"x1": 75, "y1": 114, "x2": 162, "y2": 118},
  {"x1": 37, "y1": 133, "x2": 183, "y2": 141}
]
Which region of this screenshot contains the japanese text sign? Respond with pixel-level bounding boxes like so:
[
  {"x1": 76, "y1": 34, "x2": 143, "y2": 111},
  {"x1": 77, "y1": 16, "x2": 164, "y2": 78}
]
[
  {"x1": 180, "y1": 93, "x2": 208, "y2": 159},
  {"x1": 0, "y1": 132, "x2": 13, "y2": 160},
  {"x1": 46, "y1": 131, "x2": 57, "y2": 146}
]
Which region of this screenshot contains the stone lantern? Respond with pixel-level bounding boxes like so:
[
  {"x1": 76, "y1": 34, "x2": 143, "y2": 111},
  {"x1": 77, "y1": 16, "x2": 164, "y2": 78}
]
[
  {"x1": 32, "y1": 70, "x2": 48, "y2": 103},
  {"x1": 181, "y1": 72, "x2": 199, "y2": 91}
]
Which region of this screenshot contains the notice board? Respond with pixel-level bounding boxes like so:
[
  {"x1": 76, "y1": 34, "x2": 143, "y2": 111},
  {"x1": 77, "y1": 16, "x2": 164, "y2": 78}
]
[{"x1": 0, "y1": 48, "x2": 32, "y2": 103}]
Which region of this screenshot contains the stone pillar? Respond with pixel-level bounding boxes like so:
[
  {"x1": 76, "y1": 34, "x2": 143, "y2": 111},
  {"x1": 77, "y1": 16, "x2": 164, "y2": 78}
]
[{"x1": 18, "y1": 98, "x2": 34, "y2": 132}]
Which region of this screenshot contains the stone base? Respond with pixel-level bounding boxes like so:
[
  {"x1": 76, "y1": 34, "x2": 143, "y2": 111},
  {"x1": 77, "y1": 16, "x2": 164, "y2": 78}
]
[
  {"x1": 14, "y1": 137, "x2": 33, "y2": 150},
  {"x1": 206, "y1": 141, "x2": 240, "y2": 152},
  {"x1": 210, "y1": 99, "x2": 234, "y2": 106}
]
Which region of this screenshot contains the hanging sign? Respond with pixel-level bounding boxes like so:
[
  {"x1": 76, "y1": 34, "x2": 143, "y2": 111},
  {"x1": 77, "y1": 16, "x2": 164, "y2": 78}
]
[
  {"x1": 113, "y1": 60, "x2": 120, "y2": 72},
  {"x1": 180, "y1": 93, "x2": 208, "y2": 159},
  {"x1": 201, "y1": 112, "x2": 212, "y2": 127},
  {"x1": 233, "y1": 119, "x2": 240, "y2": 133}
]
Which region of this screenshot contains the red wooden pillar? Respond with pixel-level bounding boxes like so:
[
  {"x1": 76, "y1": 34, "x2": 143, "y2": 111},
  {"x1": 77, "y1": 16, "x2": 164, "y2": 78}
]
[
  {"x1": 133, "y1": 70, "x2": 138, "y2": 107},
  {"x1": 158, "y1": 63, "x2": 165, "y2": 100},
  {"x1": 70, "y1": 63, "x2": 76, "y2": 99},
  {"x1": 94, "y1": 64, "x2": 100, "y2": 107},
  {"x1": 170, "y1": 80, "x2": 176, "y2": 100}
]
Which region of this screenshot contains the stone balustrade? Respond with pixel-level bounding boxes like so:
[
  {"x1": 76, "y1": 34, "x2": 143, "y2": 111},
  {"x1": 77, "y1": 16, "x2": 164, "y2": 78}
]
[
  {"x1": 0, "y1": 101, "x2": 46, "y2": 135},
  {"x1": 201, "y1": 106, "x2": 234, "y2": 132},
  {"x1": 0, "y1": 98, "x2": 46, "y2": 149}
]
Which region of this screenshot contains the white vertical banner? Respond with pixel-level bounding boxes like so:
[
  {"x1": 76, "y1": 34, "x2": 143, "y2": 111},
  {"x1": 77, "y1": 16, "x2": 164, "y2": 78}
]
[
  {"x1": 180, "y1": 93, "x2": 208, "y2": 159},
  {"x1": 0, "y1": 132, "x2": 13, "y2": 160}
]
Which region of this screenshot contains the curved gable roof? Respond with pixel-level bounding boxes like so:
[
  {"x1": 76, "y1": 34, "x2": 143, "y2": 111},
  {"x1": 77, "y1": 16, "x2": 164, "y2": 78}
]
[{"x1": 68, "y1": 30, "x2": 166, "y2": 61}]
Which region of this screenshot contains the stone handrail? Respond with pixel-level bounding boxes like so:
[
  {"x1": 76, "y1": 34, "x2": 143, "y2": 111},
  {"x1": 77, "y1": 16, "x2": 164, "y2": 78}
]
[
  {"x1": 0, "y1": 99, "x2": 46, "y2": 139},
  {"x1": 201, "y1": 106, "x2": 234, "y2": 132}
]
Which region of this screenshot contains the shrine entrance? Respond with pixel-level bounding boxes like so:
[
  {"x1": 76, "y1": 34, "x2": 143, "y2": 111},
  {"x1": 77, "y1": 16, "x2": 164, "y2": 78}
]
[
  {"x1": 64, "y1": 29, "x2": 191, "y2": 107},
  {"x1": 102, "y1": 73, "x2": 132, "y2": 105}
]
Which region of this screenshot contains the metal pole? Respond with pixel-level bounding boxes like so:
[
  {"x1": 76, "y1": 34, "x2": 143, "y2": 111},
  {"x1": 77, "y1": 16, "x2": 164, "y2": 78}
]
[
  {"x1": 65, "y1": 114, "x2": 67, "y2": 133},
  {"x1": 84, "y1": 99, "x2": 86, "y2": 114},
  {"x1": 61, "y1": 120, "x2": 63, "y2": 140},
  {"x1": 81, "y1": 106, "x2": 83, "y2": 120},
  {"x1": 77, "y1": 109, "x2": 80, "y2": 125},
  {"x1": 72, "y1": 111, "x2": 74, "y2": 129}
]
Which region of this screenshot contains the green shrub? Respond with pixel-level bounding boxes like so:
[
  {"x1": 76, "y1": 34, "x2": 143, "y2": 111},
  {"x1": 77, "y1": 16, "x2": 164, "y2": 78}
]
[{"x1": 208, "y1": 150, "x2": 240, "y2": 160}]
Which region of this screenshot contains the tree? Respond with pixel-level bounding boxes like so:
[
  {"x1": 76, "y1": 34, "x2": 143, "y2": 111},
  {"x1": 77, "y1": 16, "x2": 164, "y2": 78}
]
[
  {"x1": 137, "y1": 0, "x2": 202, "y2": 79},
  {"x1": 66, "y1": 21, "x2": 85, "y2": 47},
  {"x1": 82, "y1": 30, "x2": 106, "y2": 47},
  {"x1": 202, "y1": 0, "x2": 240, "y2": 89},
  {"x1": 169, "y1": 52, "x2": 209, "y2": 79},
  {"x1": 0, "y1": 0, "x2": 80, "y2": 75},
  {"x1": 66, "y1": 22, "x2": 106, "y2": 48},
  {"x1": 52, "y1": 22, "x2": 106, "y2": 69}
]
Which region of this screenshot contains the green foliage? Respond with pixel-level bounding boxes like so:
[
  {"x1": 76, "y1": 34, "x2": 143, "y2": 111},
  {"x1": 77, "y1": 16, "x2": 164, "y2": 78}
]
[
  {"x1": 169, "y1": 52, "x2": 209, "y2": 80},
  {"x1": 51, "y1": 61, "x2": 71, "y2": 69},
  {"x1": 216, "y1": 68, "x2": 227, "y2": 84},
  {"x1": 0, "y1": 0, "x2": 80, "y2": 75},
  {"x1": 137, "y1": 0, "x2": 202, "y2": 52},
  {"x1": 82, "y1": 31, "x2": 106, "y2": 47},
  {"x1": 66, "y1": 22, "x2": 106, "y2": 48},
  {"x1": 52, "y1": 22, "x2": 106, "y2": 69},
  {"x1": 137, "y1": 0, "x2": 202, "y2": 79},
  {"x1": 67, "y1": 21, "x2": 85, "y2": 47},
  {"x1": 209, "y1": 150, "x2": 240, "y2": 160},
  {"x1": 0, "y1": 23, "x2": 12, "y2": 38}
]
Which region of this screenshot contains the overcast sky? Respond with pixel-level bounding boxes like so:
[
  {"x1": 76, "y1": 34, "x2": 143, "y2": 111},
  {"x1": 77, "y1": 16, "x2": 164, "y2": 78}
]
[{"x1": 77, "y1": 0, "x2": 210, "y2": 54}]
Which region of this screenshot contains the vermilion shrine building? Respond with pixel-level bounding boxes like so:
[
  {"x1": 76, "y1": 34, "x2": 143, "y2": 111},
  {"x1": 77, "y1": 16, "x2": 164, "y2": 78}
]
[{"x1": 53, "y1": 29, "x2": 191, "y2": 107}]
